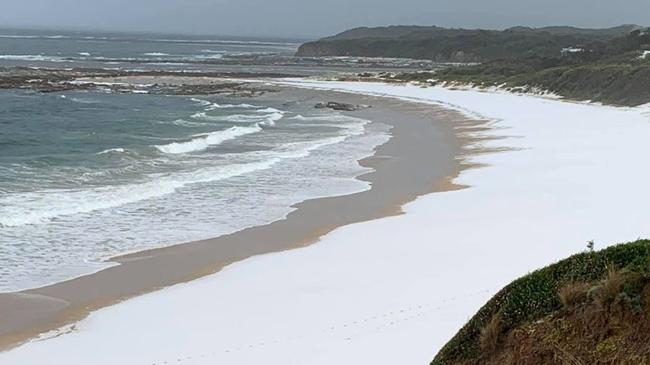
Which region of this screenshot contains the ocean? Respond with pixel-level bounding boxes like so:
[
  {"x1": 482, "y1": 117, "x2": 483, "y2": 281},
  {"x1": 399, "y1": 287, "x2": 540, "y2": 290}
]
[
  {"x1": 0, "y1": 28, "x2": 434, "y2": 74},
  {"x1": 0, "y1": 29, "x2": 299, "y2": 70},
  {"x1": 0, "y1": 31, "x2": 391, "y2": 292}
]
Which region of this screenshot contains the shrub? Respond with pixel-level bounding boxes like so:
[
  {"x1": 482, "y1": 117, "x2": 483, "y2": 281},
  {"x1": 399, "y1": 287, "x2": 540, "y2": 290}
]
[
  {"x1": 598, "y1": 266, "x2": 626, "y2": 305},
  {"x1": 479, "y1": 314, "x2": 502, "y2": 352},
  {"x1": 559, "y1": 281, "x2": 591, "y2": 308}
]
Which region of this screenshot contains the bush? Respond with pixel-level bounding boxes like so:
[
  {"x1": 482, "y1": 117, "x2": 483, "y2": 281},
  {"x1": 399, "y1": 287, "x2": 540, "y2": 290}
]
[
  {"x1": 479, "y1": 314, "x2": 502, "y2": 352},
  {"x1": 559, "y1": 281, "x2": 591, "y2": 308},
  {"x1": 396, "y1": 57, "x2": 650, "y2": 106},
  {"x1": 598, "y1": 267, "x2": 626, "y2": 305}
]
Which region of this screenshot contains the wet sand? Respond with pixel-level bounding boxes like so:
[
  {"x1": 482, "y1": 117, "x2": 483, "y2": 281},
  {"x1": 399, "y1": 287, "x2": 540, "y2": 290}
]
[{"x1": 0, "y1": 86, "x2": 486, "y2": 351}]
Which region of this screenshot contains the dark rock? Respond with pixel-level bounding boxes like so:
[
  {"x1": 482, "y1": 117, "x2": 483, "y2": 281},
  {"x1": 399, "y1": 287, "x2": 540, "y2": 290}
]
[{"x1": 315, "y1": 101, "x2": 371, "y2": 111}]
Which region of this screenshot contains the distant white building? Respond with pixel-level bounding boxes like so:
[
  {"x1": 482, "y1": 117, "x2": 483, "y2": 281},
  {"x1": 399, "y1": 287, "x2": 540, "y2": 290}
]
[{"x1": 561, "y1": 47, "x2": 584, "y2": 55}]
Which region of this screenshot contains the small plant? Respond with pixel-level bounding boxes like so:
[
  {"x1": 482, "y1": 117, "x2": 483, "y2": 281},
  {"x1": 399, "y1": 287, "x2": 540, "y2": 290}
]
[
  {"x1": 559, "y1": 281, "x2": 590, "y2": 308},
  {"x1": 597, "y1": 266, "x2": 625, "y2": 305},
  {"x1": 479, "y1": 314, "x2": 502, "y2": 352},
  {"x1": 595, "y1": 337, "x2": 619, "y2": 357},
  {"x1": 587, "y1": 240, "x2": 595, "y2": 252}
]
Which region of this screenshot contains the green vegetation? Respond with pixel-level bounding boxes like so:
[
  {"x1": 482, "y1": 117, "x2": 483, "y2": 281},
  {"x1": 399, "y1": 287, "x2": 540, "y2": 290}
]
[
  {"x1": 302, "y1": 25, "x2": 650, "y2": 106},
  {"x1": 432, "y1": 239, "x2": 650, "y2": 365},
  {"x1": 297, "y1": 25, "x2": 640, "y2": 62},
  {"x1": 389, "y1": 29, "x2": 650, "y2": 106},
  {"x1": 403, "y1": 55, "x2": 650, "y2": 106}
]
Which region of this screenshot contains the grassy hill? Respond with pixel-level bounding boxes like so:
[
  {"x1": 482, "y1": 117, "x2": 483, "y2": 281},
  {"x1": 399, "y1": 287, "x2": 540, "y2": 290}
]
[
  {"x1": 358, "y1": 28, "x2": 650, "y2": 106},
  {"x1": 432, "y1": 239, "x2": 650, "y2": 365},
  {"x1": 297, "y1": 25, "x2": 640, "y2": 62},
  {"x1": 393, "y1": 55, "x2": 650, "y2": 106}
]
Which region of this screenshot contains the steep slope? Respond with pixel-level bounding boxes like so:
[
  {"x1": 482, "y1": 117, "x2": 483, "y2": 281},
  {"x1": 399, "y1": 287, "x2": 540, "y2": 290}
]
[{"x1": 432, "y1": 239, "x2": 650, "y2": 365}]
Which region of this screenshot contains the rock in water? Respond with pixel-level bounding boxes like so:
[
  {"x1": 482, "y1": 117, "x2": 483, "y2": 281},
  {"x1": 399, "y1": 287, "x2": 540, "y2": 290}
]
[{"x1": 314, "y1": 102, "x2": 371, "y2": 111}]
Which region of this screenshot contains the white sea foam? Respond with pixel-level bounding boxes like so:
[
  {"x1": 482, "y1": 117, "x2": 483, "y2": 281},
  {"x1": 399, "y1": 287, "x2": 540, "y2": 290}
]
[
  {"x1": 69, "y1": 97, "x2": 100, "y2": 104},
  {"x1": 168, "y1": 118, "x2": 207, "y2": 127},
  {"x1": 190, "y1": 112, "x2": 226, "y2": 121},
  {"x1": 289, "y1": 114, "x2": 372, "y2": 135},
  {"x1": 0, "y1": 34, "x2": 298, "y2": 46},
  {"x1": 0, "y1": 54, "x2": 65, "y2": 62},
  {"x1": 259, "y1": 111, "x2": 285, "y2": 127},
  {"x1": 192, "y1": 112, "x2": 261, "y2": 123},
  {"x1": 191, "y1": 105, "x2": 284, "y2": 125},
  {"x1": 190, "y1": 98, "x2": 258, "y2": 110},
  {"x1": 144, "y1": 38, "x2": 290, "y2": 45},
  {"x1": 0, "y1": 84, "x2": 384, "y2": 291},
  {"x1": 97, "y1": 148, "x2": 126, "y2": 155},
  {"x1": 154, "y1": 125, "x2": 262, "y2": 154},
  {"x1": 190, "y1": 98, "x2": 213, "y2": 107},
  {"x1": 0, "y1": 122, "x2": 367, "y2": 228},
  {"x1": 143, "y1": 52, "x2": 170, "y2": 56},
  {"x1": 207, "y1": 102, "x2": 258, "y2": 110},
  {"x1": 196, "y1": 110, "x2": 284, "y2": 127},
  {"x1": 194, "y1": 54, "x2": 224, "y2": 60},
  {"x1": 255, "y1": 107, "x2": 282, "y2": 113},
  {"x1": 0, "y1": 35, "x2": 70, "y2": 40},
  {"x1": 0, "y1": 35, "x2": 41, "y2": 39},
  {"x1": 0, "y1": 159, "x2": 270, "y2": 227}
]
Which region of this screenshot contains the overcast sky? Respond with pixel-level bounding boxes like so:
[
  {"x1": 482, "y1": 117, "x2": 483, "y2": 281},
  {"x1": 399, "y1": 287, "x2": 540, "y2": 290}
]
[{"x1": 2, "y1": 0, "x2": 648, "y2": 39}]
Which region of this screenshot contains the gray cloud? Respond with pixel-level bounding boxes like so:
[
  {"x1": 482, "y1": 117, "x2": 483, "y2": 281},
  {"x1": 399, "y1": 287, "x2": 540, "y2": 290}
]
[{"x1": 2, "y1": 0, "x2": 648, "y2": 39}]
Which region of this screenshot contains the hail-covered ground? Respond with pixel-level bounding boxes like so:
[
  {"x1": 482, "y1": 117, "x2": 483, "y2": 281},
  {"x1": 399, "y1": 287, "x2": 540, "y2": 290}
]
[{"x1": 1, "y1": 81, "x2": 650, "y2": 365}]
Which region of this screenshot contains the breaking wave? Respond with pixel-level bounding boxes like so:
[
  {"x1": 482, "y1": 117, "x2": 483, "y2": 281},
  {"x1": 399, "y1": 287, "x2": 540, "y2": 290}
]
[
  {"x1": 97, "y1": 148, "x2": 126, "y2": 155},
  {"x1": 154, "y1": 125, "x2": 262, "y2": 154},
  {"x1": 0, "y1": 124, "x2": 366, "y2": 228}
]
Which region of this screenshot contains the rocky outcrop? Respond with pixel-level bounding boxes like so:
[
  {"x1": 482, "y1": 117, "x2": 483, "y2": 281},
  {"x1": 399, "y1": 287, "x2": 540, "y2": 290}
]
[
  {"x1": 0, "y1": 67, "x2": 281, "y2": 96},
  {"x1": 315, "y1": 102, "x2": 371, "y2": 111}
]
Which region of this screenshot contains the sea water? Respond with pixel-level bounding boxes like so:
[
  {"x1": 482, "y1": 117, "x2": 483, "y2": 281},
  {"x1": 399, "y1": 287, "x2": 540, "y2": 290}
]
[
  {"x1": 0, "y1": 29, "x2": 299, "y2": 68},
  {"x1": 0, "y1": 89, "x2": 390, "y2": 292}
]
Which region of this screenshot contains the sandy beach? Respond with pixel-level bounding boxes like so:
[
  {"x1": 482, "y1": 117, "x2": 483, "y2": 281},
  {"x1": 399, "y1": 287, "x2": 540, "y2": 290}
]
[
  {"x1": 0, "y1": 79, "x2": 648, "y2": 364},
  {"x1": 2, "y1": 3, "x2": 648, "y2": 362},
  {"x1": 0, "y1": 85, "x2": 481, "y2": 352}
]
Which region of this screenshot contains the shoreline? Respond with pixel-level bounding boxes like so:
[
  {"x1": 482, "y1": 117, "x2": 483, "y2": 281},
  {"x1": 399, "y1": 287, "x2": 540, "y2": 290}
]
[
  {"x1": 2, "y1": 80, "x2": 649, "y2": 364},
  {"x1": 0, "y1": 85, "x2": 485, "y2": 351}
]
